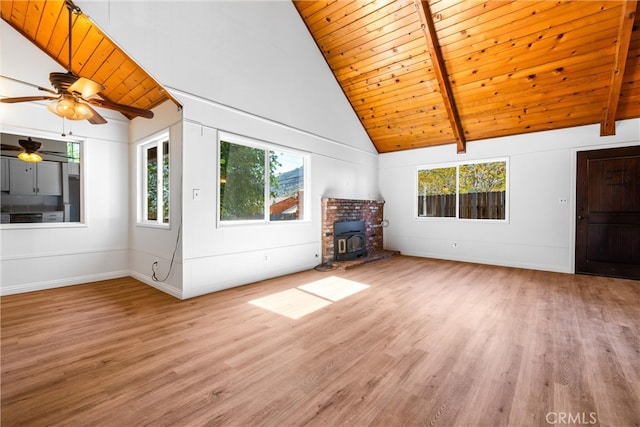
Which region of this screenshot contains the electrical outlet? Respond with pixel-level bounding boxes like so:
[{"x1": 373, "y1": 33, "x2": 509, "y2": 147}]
[
  {"x1": 453, "y1": 242, "x2": 458, "y2": 248},
  {"x1": 193, "y1": 188, "x2": 201, "y2": 201},
  {"x1": 559, "y1": 197, "x2": 568, "y2": 205}
]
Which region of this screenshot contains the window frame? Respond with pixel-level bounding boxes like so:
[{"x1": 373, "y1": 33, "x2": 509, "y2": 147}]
[
  {"x1": 0, "y1": 131, "x2": 86, "y2": 228},
  {"x1": 415, "y1": 157, "x2": 509, "y2": 222},
  {"x1": 416, "y1": 162, "x2": 458, "y2": 219},
  {"x1": 137, "y1": 132, "x2": 170, "y2": 228},
  {"x1": 217, "y1": 132, "x2": 309, "y2": 227}
]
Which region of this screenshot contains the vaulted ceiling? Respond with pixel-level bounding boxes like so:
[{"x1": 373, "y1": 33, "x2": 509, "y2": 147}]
[
  {"x1": 1, "y1": 1, "x2": 638, "y2": 152},
  {"x1": 0, "y1": 0, "x2": 178, "y2": 119},
  {"x1": 294, "y1": 0, "x2": 640, "y2": 153}
]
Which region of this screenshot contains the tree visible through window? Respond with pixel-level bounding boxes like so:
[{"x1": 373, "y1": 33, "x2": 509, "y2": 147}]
[
  {"x1": 458, "y1": 161, "x2": 506, "y2": 219},
  {"x1": 417, "y1": 159, "x2": 507, "y2": 220},
  {"x1": 417, "y1": 166, "x2": 456, "y2": 217},
  {"x1": 141, "y1": 137, "x2": 169, "y2": 225},
  {"x1": 219, "y1": 142, "x2": 267, "y2": 221},
  {"x1": 219, "y1": 137, "x2": 305, "y2": 223}
]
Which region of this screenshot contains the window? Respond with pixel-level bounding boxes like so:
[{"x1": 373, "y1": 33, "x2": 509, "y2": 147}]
[
  {"x1": 458, "y1": 161, "x2": 507, "y2": 220},
  {"x1": 1, "y1": 133, "x2": 83, "y2": 225},
  {"x1": 417, "y1": 166, "x2": 456, "y2": 217},
  {"x1": 219, "y1": 134, "x2": 306, "y2": 224},
  {"x1": 139, "y1": 134, "x2": 169, "y2": 225},
  {"x1": 66, "y1": 141, "x2": 80, "y2": 163},
  {"x1": 417, "y1": 159, "x2": 508, "y2": 221}
]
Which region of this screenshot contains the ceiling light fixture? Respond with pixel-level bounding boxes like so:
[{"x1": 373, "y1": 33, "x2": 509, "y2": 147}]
[
  {"x1": 47, "y1": 94, "x2": 93, "y2": 121},
  {"x1": 17, "y1": 138, "x2": 43, "y2": 163},
  {"x1": 45, "y1": 1, "x2": 95, "y2": 121}
]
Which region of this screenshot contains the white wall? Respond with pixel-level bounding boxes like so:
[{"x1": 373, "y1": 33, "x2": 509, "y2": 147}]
[
  {"x1": 1, "y1": 23, "x2": 131, "y2": 295},
  {"x1": 128, "y1": 102, "x2": 184, "y2": 298},
  {"x1": 81, "y1": 1, "x2": 380, "y2": 298},
  {"x1": 379, "y1": 119, "x2": 640, "y2": 273},
  {"x1": 81, "y1": 1, "x2": 375, "y2": 154},
  {"x1": 1, "y1": 1, "x2": 379, "y2": 298},
  {"x1": 177, "y1": 92, "x2": 378, "y2": 298},
  {"x1": 8, "y1": 0, "x2": 633, "y2": 298}
]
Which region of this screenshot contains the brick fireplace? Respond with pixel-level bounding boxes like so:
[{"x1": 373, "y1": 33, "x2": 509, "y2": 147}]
[{"x1": 321, "y1": 197, "x2": 385, "y2": 264}]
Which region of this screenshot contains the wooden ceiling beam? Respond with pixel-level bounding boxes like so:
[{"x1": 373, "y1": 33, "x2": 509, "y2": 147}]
[
  {"x1": 414, "y1": 0, "x2": 466, "y2": 153},
  {"x1": 601, "y1": 0, "x2": 637, "y2": 136}
]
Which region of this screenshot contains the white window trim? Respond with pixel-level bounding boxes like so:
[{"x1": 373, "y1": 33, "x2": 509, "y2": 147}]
[
  {"x1": 137, "y1": 132, "x2": 170, "y2": 228},
  {"x1": 0, "y1": 129, "x2": 86, "y2": 228},
  {"x1": 217, "y1": 132, "x2": 309, "y2": 228},
  {"x1": 415, "y1": 157, "x2": 510, "y2": 222}
]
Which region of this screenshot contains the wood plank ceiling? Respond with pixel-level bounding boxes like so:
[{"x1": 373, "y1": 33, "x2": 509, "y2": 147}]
[
  {"x1": 0, "y1": 0, "x2": 178, "y2": 119},
  {"x1": 294, "y1": 0, "x2": 640, "y2": 153}
]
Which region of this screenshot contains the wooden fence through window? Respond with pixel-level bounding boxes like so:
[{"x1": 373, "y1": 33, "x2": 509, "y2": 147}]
[{"x1": 418, "y1": 191, "x2": 505, "y2": 219}]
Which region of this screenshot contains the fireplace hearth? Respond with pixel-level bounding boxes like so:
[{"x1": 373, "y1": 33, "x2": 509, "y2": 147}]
[{"x1": 334, "y1": 220, "x2": 368, "y2": 261}]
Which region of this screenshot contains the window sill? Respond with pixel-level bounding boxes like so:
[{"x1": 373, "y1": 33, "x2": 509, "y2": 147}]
[
  {"x1": 136, "y1": 222, "x2": 172, "y2": 230},
  {"x1": 1, "y1": 222, "x2": 88, "y2": 230}
]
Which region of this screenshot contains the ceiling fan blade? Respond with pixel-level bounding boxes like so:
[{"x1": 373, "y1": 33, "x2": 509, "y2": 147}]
[
  {"x1": 39, "y1": 151, "x2": 70, "y2": 159},
  {"x1": 1, "y1": 95, "x2": 59, "y2": 103},
  {"x1": 87, "y1": 98, "x2": 154, "y2": 119},
  {"x1": 68, "y1": 77, "x2": 105, "y2": 98},
  {"x1": 0, "y1": 75, "x2": 58, "y2": 95},
  {"x1": 1, "y1": 144, "x2": 22, "y2": 151},
  {"x1": 85, "y1": 103, "x2": 107, "y2": 124}
]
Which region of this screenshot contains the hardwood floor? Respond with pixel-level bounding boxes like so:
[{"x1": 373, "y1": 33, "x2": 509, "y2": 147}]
[{"x1": 1, "y1": 256, "x2": 639, "y2": 426}]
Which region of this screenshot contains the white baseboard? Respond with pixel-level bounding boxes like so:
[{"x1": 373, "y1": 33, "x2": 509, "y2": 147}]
[
  {"x1": 0, "y1": 270, "x2": 130, "y2": 296},
  {"x1": 129, "y1": 271, "x2": 184, "y2": 299},
  {"x1": 399, "y1": 250, "x2": 571, "y2": 274},
  {"x1": 0, "y1": 270, "x2": 185, "y2": 299}
]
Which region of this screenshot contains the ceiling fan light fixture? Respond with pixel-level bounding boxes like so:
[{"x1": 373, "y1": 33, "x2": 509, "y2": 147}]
[
  {"x1": 56, "y1": 95, "x2": 75, "y2": 115},
  {"x1": 18, "y1": 151, "x2": 43, "y2": 163},
  {"x1": 73, "y1": 101, "x2": 93, "y2": 120},
  {"x1": 17, "y1": 137, "x2": 43, "y2": 163},
  {"x1": 47, "y1": 95, "x2": 94, "y2": 120}
]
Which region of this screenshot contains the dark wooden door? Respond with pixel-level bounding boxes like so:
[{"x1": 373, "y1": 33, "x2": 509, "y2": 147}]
[{"x1": 576, "y1": 146, "x2": 640, "y2": 279}]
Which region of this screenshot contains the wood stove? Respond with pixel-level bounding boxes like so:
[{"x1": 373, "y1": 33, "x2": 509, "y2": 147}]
[{"x1": 334, "y1": 220, "x2": 368, "y2": 261}]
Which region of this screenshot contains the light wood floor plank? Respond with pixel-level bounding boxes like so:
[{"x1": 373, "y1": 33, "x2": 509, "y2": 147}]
[{"x1": 1, "y1": 256, "x2": 639, "y2": 426}]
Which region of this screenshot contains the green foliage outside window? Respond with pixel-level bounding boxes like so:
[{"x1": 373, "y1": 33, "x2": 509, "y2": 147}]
[
  {"x1": 219, "y1": 140, "x2": 304, "y2": 222},
  {"x1": 147, "y1": 147, "x2": 158, "y2": 221},
  {"x1": 146, "y1": 142, "x2": 170, "y2": 223},
  {"x1": 418, "y1": 167, "x2": 456, "y2": 217},
  {"x1": 220, "y1": 142, "x2": 265, "y2": 220},
  {"x1": 66, "y1": 142, "x2": 80, "y2": 162},
  {"x1": 418, "y1": 167, "x2": 456, "y2": 196},
  {"x1": 459, "y1": 161, "x2": 506, "y2": 194},
  {"x1": 417, "y1": 160, "x2": 507, "y2": 220}
]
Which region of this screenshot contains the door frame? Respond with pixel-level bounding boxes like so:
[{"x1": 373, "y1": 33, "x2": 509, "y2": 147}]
[{"x1": 574, "y1": 144, "x2": 640, "y2": 279}]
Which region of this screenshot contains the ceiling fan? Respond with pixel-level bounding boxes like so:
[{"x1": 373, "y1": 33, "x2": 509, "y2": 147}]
[
  {"x1": 1, "y1": 137, "x2": 68, "y2": 163},
  {"x1": 0, "y1": 0, "x2": 153, "y2": 124}
]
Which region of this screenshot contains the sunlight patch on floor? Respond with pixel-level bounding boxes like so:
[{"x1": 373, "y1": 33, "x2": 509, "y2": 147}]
[
  {"x1": 249, "y1": 288, "x2": 332, "y2": 319},
  {"x1": 298, "y1": 276, "x2": 370, "y2": 302},
  {"x1": 248, "y1": 276, "x2": 370, "y2": 319}
]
